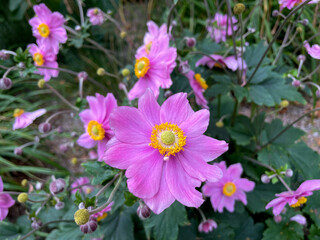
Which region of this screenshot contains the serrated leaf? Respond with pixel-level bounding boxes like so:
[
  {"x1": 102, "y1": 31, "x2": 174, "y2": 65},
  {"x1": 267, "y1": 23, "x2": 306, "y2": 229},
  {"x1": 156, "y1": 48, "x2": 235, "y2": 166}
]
[
  {"x1": 262, "y1": 218, "x2": 303, "y2": 240},
  {"x1": 82, "y1": 161, "x2": 117, "y2": 185}
]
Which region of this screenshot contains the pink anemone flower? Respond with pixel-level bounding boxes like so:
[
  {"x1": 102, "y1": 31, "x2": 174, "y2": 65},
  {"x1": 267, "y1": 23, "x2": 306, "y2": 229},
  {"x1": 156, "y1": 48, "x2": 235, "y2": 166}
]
[
  {"x1": 203, "y1": 161, "x2": 255, "y2": 213},
  {"x1": 28, "y1": 43, "x2": 59, "y2": 81},
  {"x1": 196, "y1": 54, "x2": 241, "y2": 71},
  {"x1": 103, "y1": 89, "x2": 228, "y2": 214},
  {"x1": 29, "y1": 3, "x2": 67, "y2": 54},
  {"x1": 184, "y1": 69, "x2": 208, "y2": 109},
  {"x1": 279, "y1": 0, "x2": 319, "y2": 10},
  {"x1": 77, "y1": 93, "x2": 117, "y2": 161},
  {"x1": 304, "y1": 41, "x2": 320, "y2": 60},
  {"x1": 198, "y1": 219, "x2": 217, "y2": 233},
  {"x1": 87, "y1": 8, "x2": 105, "y2": 26},
  {"x1": 0, "y1": 176, "x2": 15, "y2": 221},
  {"x1": 265, "y1": 179, "x2": 320, "y2": 216},
  {"x1": 13, "y1": 108, "x2": 46, "y2": 130},
  {"x1": 91, "y1": 202, "x2": 113, "y2": 222},
  {"x1": 71, "y1": 177, "x2": 94, "y2": 195},
  {"x1": 206, "y1": 13, "x2": 238, "y2": 43}
]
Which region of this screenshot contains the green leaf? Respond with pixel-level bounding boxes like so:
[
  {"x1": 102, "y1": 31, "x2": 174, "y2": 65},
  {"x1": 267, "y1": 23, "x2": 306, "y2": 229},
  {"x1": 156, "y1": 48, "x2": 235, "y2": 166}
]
[
  {"x1": 303, "y1": 192, "x2": 320, "y2": 227},
  {"x1": 309, "y1": 225, "x2": 320, "y2": 240},
  {"x1": 243, "y1": 41, "x2": 269, "y2": 68},
  {"x1": 262, "y1": 218, "x2": 303, "y2": 240},
  {"x1": 82, "y1": 161, "x2": 118, "y2": 185},
  {"x1": 258, "y1": 145, "x2": 289, "y2": 168},
  {"x1": 235, "y1": 217, "x2": 264, "y2": 240},
  {"x1": 144, "y1": 202, "x2": 188, "y2": 240},
  {"x1": 124, "y1": 191, "x2": 138, "y2": 206}
]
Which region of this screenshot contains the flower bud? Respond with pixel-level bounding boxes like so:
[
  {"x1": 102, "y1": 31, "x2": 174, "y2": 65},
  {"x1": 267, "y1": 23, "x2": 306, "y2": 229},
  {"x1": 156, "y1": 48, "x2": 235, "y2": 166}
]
[
  {"x1": 137, "y1": 205, "x2": 151, "y2": 220},
  {"x1": 215, "y1": 121, "x2": 224, "y2": 128},
  {"x1": 31, "y1": 219, "x2": 42, "y2": 229},
  {"x1": 296, "y1": 27, "x2": 303, "y2": 33},
  {"x1": 77, "y1": 71, "x2": 88, "y2": 81},
  {"x1": 261, "y1": 174, "x2": 270, "y2": 184},
  {"x1": 274, "y1": 215, "x2": 282, "y2": 223},
  {"x1": 14, "y1": 147, "x2": 23, "y2": 155},
  {"x1": 121, "y1": 68, "x2": 130, "y2": 77},
  {"x1": 301, "y1": 19, "x2": 309, "y2": 26},
  {"x1": 0, "y1": 50, "x2": 10, "y2": 60},
  {"x1": 317, "y1": 89, "x2": 320, "y2": 98},
  {"x1": 75, "y1": 25, "x2": 81, "y2": 31},
  {"x1": 17, "y1": 193, "x2": 28, "y2": 203},
  {"x1": 297, "y1": 54, "x2": 306, "y2": 62},
  {"x1": 280, "y1": 100, "x2": 289, "y2": 108},
  {"x1": 285, "y1": 169, "x2": 293, "y2": 177},
  {"x1": 233, "y1": 3, "x2": 245, "y2": 14},
  {"x1": 290, "y1": 214, "x2": 306, "y2": 225},
  {"x1": 50, "y1": 178, "x2": 66, "y2": 195},
  {"x1": 120, "y1": 31, "x2": 127, "y2": 39},
  {"x1": 17, "y1": 62, "x2": 25, "y2": 69},
  {"x1": 272, "y1": 10, "x2": 279, "y2": 17},
  {"x1": 21, "y1": 179, "x2": 28, "y2": 187},
  {"x1": 198, "y1": 219, "x2": 218, "y2": 233},
  {"x1": 185, "y1": 37, "x2": 196, "y2": 48},
  {"x1": 0, "y1": 77, "x2": 12, "y2": 90},
  {"x1": 79, "y1": 202, "x2": 85, "y2": 209},
  {"x1": 74, "y1": 209, "x2": 90, "y2": 225},
  {"x1": 37, "y1": 79, "x2": 46, "y2": 88},
  {"x1": 59, "y1": 144, "x2": 68, "y2": 152},
  {"x1": 164, "y1": 90, "x2": 173, "y2": 98},
  {"x1": 178, "y1": 61, "x2": 190, "y2": 74},
  {"x1": 35, "y1": 181, "x2": 43, "y2": 190},
  {"x1": 71, "y1": 157, "x2": 78, "y2": 165},
  {"x1": 38, "y1": 122, "x2": 52, "y2": 133},
  {"x1": 96, "y1": 68, "x2": 105, "y2": 76},
  {"x1": 55, "y1": 201, "x2": 65, "y2": 210},
  {"x1": 292, "y1": 80, "x2": 301, "y2": 88},
  {"x1": 34, "y1": 136, "x2": 40, "y2": 143},
  {"x1": 80, "y1": 219, "x2": 98, "y2": 234}
]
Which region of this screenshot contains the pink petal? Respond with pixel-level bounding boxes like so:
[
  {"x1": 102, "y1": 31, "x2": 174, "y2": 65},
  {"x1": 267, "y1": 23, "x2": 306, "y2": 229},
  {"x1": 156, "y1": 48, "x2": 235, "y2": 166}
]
[
  {"x1": 296, "y1": 179, "x2": 320, "y2": 194},
  {"x1": 226, "y1": 163, "x2": 243, "y2": 181},
  {"x1": 290, "y1": 215, "x2": 306, "y2": 225},
  {"x1": 0, "y1": 194, "x2": 15, "y2": 208},
  {"x1": 79, "y1": 109, "x2": 95, "y2": 125},
  {"x1": 224, "y1": 56, "x2": 238, "y2": 71},
  {"x1": 25, "y1": 109, "x2": 46, "y2": 120},
  {"x1": 128, "y1": 76, "x2": 159, "y2": 101},
  {"x1": 0, "y1": 208, "x2": 9, "y2": 221},
  {"x1": 77, "y1": 133, "x2": 96, "y2": 148},
  {"x1": 51, "y1": 27, "x2": 68, "y2": 44},
  {"x1": 48, "y1": 12, "x2": 65, "y2": 28},
  {"x1": 0, "y1": 177, "x2": 3, "y2": 192},
  {"x1": 223, "y1": 196, "x2": 236, "y2": 212},
  {"x1": 180, "y1": 109, "x2": 209, "y2": 138},
  {"x1": 234, "y1": 190, "x2": 247, "y2": 205},
  {"x1": 234, "y1": 178, "x2": 255, "y2": 192},
  {"x1": 34, "y1": 4, "x2": 52, "y2": 19},
  {"x1": 13, "y1": 115, "x2": 33, "y2": 130},
  {"x1": 138, "y1": 89, "x2": 161, "y2": 126},
  {"x1": 97, "y1": 138, "x2": 108, "y2": 162}
]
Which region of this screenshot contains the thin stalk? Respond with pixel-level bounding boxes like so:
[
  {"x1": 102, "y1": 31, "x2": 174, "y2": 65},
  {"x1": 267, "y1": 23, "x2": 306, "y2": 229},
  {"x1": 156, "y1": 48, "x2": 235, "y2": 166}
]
[
  {"x1": 167, "y1": 0, "x2": 179, "y2": 33},
  {"x1": 231, "y1": 98, "x2": 238, "y2": 126},
  {"x1": 95, "y1": 173, "x2": 120, "y2": 199},
  {"x1": 203, "y1": 0, "x2": 211, "y2": 19},
  {"x1": 46, "y1": 110, "x2": 72, "y2": 123},
  {"x1": 300, "y1": 63, "x2": 320, "y2": 81},
  {"x1": 217, "y1": 94, "x2": 221, "y2": 118},
  {"x1": 239, "y1": 14, "x2": 244, "y2": 80},
  {"x1": 273, "y1": 24, "x2": 292, "y2": 65},
  {"x1": 76, "y1": 0, "x2": 84, "y2": 26},
  {"x1": 277, "y1": 176, "x2": 293, "y2": 192},
  {"x1": 197, "y1": 208, "x2": 207, "y2": 221}
]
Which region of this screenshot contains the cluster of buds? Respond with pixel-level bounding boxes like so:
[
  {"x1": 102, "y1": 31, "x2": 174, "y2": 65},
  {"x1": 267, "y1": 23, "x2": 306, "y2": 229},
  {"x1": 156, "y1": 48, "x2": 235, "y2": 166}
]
[
  {"x1": 49, "y1": 178, "x2": 66, "y2": 195},
  {"x1": 74, "y1": 204, "x2": 98, "y2": 234},
  {"x1": 31, "y1": 217, "x2": 43, "y2": 229},
  {"x1": 261, "y1": 165, "x2": 293, "y2": 184}
]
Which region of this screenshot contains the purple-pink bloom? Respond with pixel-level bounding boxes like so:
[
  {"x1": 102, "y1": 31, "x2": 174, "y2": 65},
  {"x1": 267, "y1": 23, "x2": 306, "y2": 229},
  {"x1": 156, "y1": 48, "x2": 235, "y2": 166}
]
[
  {"x1": 71, "y1": 177, "x2": 94, "y2": 195},
  {"x1": 304, "y1": 41, "x2": 320, "y2": 60},
  {"x1": 206, "y1": 13, "x2": 238, "y2": 43},
  {"x1": 265, "y1": 180, "x2": 320, "y2": 216},
  {"x1": 184, "y1": 69, "x2": 208, "y2": 109},
  {"x1": 13, "y1": 108, "x2": 46, "y2": 130},
  {"x1": 203, "y1": 161, "x2": 255, "y2": 213},
  {"x1": 29, "y1": 3, "x2": 67, "y2": 54},
  {"x1": 198, "y1": 219, "x2": 217, "y2": 233},
  {"x1": 290, "y1": 214, "x2": 306, "y2": 225},
  {"x1": 77, "y1": 93, "x2": 117, "y2": 161},
  {"x1": 28, "y1": 43, "x2": 59, "y2": 81},
  {"x1": 278, "y1": 0, "x2": 319, "y2": 10},
  {"x1": 91, "y1": 202, "x2": 113, "y2": 221},
  {"x1": 0, "y1": 176, "x2": 15, "y2": 221},
  {"x1": 103, "y1": 89, "x2": 228, "y2": 214},
  {"x1": 196, "y1": 54, "x2": 243, "y2": 72},
  {"x1": 87, "y1": 8, "x2": 104, "y2": 26}
]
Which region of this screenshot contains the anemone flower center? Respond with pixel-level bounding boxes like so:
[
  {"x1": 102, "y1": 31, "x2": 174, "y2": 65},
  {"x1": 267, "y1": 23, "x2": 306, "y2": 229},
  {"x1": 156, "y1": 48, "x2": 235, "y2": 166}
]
[
  {"x1": 93, "y1": 8, "x2": 99, "y2": 15},
  {"x1": 222, "y1": 182, "x2": 237, "y2": 197},
  {"x1": 150, "y1": 122, "x2": 186, "y2": 160},
  {"x1": 135, "y1": 57, "x2": 150, "y2": 78},
  {"x1": 290, "y1": 197, "x2": 307, "y2": 208},
  {"x1": 145, "y1": 41, "x2": 152, "y2": 54},
  {"x1": 87, "y1": 120, "x2": 105, "y2": 141},
  {"x1": 194, "y1": 73, "x2": 208, "y2": 90},
  {"x1": 33, "y1": 53, "x2": 45, "y2": 66},
  {"x1": 38, "y1": 23, "x2": 50, "y2": 38},
  {"x1": 13, "y1": 108, "x2": 24, "y2": 118},
  {"x1": 97, "y1": 212, "x2": 108, "y2": 222}
]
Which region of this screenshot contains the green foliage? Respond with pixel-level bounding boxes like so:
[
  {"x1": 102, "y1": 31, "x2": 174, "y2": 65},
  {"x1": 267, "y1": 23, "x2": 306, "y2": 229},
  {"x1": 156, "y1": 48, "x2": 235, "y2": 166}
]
[
  {"x1": 262, "y1": 219, "x2": 304, "y2": 240},
  {"x1": 82, "y1": 161, "x2": 118, "y2": 185}
]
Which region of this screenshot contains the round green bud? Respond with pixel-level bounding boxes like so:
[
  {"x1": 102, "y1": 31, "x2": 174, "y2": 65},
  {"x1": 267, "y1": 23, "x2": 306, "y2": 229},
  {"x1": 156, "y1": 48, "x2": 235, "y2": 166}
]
[
  {"x1": 216, "y1": 121, "x2": 224, "y2": 128},
  {"x1": 17, "y1": 193, "x2": 28, "y2": 203},
  {"x1": 280, "y1": 100, "x2": 289, "y2": 108},
  {"x1": 96, "y1": 68, "x2": 105, "y2": 76},
  {"x1": 296, "y1": 27, "x2": 303, "y2": 33},
  {"x1": 71, "y1": 157, "x2": 78, "y2": 165},
  {"x1": 37, "y1": 79, "x2": 45, "y2": 88},
  {"x1": 74, "y1": 209, "x2": 90, "y2": 225},
  {"x1": 233, "y1": 3, "x2": 245, "y2": 14},
  {"x1": 120, "y1": 31, "x2": 127, "y2": 39},
  {"x1": 21, "y1": 179, "x2": 28, "y2": 187},
  {"x1": 121, "y1": 68, "x2": 130, "y2": 77}
]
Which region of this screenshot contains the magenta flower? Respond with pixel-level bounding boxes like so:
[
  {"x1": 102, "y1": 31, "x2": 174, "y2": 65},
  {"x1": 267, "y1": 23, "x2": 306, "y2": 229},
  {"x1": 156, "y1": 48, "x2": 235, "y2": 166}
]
[
  {"x1": 77, "y1": 93, "x2": 117, "y2": 161},
  {"x1": 91, "y1": 202, "x2": 113, "y2": 222},
  {"x1": 265, "y1": 180, "x2": 320, "y2": 216},
  {"x1": 0, "y1": 176, "x2": 15, "y2": 221},
  {"x1": 198, "y1": 219, "x2": 217, "y2": 233},
  {"x1": 304, "y1": 41, "x2": 320, "y2": 60},
  {"x1": 290, "y1": 214, "x2": 306, "y2": 225},
  {"x1": 103, "y1": 89, "x2": 228, "y2": 214},
  {"x1": 206, "y1": 13, "x2": 238, "y2": 43},
  {"x1": 279, "y1": 0, "x2": 318, "y2": 10},
  {"x1": 28, "y1": 43, "x2": 59, "y2": 81},
  {"x1": 184, "y1": 69, "x2": 208, "y2": 109},
  {"x1": 71, "y1": 177, "x2": 94, "y2": 195},
  {"x1": 13, "y1": 108, "x2": 46, "y2": 130},
  {"x1": 203, "y1": 161, "x2": 255, "y2": 213},
  {"x1": 29, "y1": 3, "x2": 67, "y2": 54},
  {"x1": 196, "y1": 54, "x2": 241, "y2": 71},
  {"x1": 87, "y1": 8, "x2": 104, "y2": 26}
]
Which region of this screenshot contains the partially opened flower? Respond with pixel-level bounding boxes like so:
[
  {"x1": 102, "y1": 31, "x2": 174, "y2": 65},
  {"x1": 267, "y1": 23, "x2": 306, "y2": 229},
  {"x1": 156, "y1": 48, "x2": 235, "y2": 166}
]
[
  {"x1": 28, "y1": 43, "x2": 59, "y2": 81},
  {"x1": 104, "y1": 89, "x2": 228, "y2": 214},
  {"x1": 304, "y1": 41, "x2": 320, "y2": 60},
  {"x1": 265, "y1": 180, "x2": 320, "y2": 216},
  {"x1": 184, "y1": 69, "x2": 208, "y2": 109},
  {"x1": 87, "y1": 8, "x2": 104, "y2": 26},
  {"x1": 196, "y1": 54, "x2": 243, "y2": 72},
  {"x1": 13, "y1": 108, "x2": 46, "y2": 130},
  {"x1": 206, "y1": 13, "x2": 238, "y2": 43},
  {"x1": 77, "y1": 93, "x2": 117, "y2": 160},
  {"x1": 278, "y1": 0, "x2": 319, "y2": 10},
  {"x1": 198, "y1": 219, "x2": 217, "y2": 233},
  {"x1": 91, "y1": 202, "x2": 113, "y2": 222},
  {"x1": 203, "y1": 161, "x2": 255, "y2": 213},
  {"x1": 71, "y1": 177, "x2": 94, "y2": 195},
  {"x1": 29, "y1": 3, "x2": 67, "y2": 54},
  {"x1": 0, "y1": 176, "x2": 15, "y2": 221}
]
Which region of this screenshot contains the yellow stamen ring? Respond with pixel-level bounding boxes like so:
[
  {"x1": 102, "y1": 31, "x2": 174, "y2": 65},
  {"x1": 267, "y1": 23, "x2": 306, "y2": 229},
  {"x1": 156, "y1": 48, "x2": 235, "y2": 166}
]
[
  {"x1": 97, "y1": 212, "x2": 108, "y2": 222},
  {"x1": 33, "y1": 53, "x2": 45, "y2": 66},
  {"x1": 135, "y1": 57, "x2": 150, "y2": 78},
  {"x1": 87, "y1": 120, "x2": 105, "y2": 141},
  {"x1": 194, "y1": 73, "x2": 208, "y2": 90},
  {"x1": 150, "y1": 122, "x2": 186, "y2": 158},
  {"x1": 38, "y1": 23, "x2": 50, "y2": 38},
  {"x1": 290, "y1": 197, "x2": 307, "y2": 208},
  {"x1": 13, "y1": 109, "x2": 25, "y2": 118},
  {"x1": 223, "y1": 182, "x2": 237, "y2": 197}
]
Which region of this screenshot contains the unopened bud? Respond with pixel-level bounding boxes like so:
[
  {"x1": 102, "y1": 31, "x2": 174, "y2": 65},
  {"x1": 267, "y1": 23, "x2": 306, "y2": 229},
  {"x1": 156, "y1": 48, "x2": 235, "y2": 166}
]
[
  {"x1": 74, "y1": 209, "x2": 90, "y2": 225},
  {"x1": 79, "y1": 202, "x2": 85, "y2": 209},
  {"x1": 297, "y1": 55, "x2": 306, "y2": 62},
  {"x1": 80, "y1": 219, "x2": 98, "y2": 234},
  {"x1": 137, "y1": 204, "x2": 151, "y2": 220},
  {"x1": 233, "y1": 3, "x2": 245, "y2": 14},
  {"x1": 37, "y1": 79, "x2": 45, "y2": 88},
  {"x1": 261, "y1": 174, "x2": 270, "y2": 184},
  {"x1": 31, "y1": 219, "x2": 42, "y2": 229},
  {"x1": 285, "y1": 169, "x2": 293, "y2": 177},
  {"x1": 35, "y1": 181, "x2": 42, "y2": 190},
  {"x1": 164, "y1": 90, "x2": 173, "y2": 98},
  {"x1": 274, "y1": 215, "x2": 282, "y2": 223},
  {"x1": 50, "y1": 178, "x2": 66, "y2": 195},
  {"x1": 292, "y1": 80, "x2": 301, "y2": 88},
  {"x1": 77, "y1": 71, "x2": 88, "y2": 81},
  {"x1": 55, "y1": 201, "x2": 65, "y2": 210},
  {"x1": 96, "y1": 68, "x2": 105, "y2": 76},
  {"x1": 178, "y1": 61, "x2": 190, "y2": 74},
  {"x1": 301, "y1": 19, "x2": 309, "y2": 26},
  {"x1": 75, "y1": 25, "x2": 81, "y2": 31},
  {"x1": 38, "y1": 122, "x2": 52, "y2": 133},
  {"x1": 71, "y1": 157, "x2": 78, "y2": 165},
  {"x1": 0, "y1": 77, "x2": 12, "y2": 90},
  {"x1": 185, "y1": 37, "x2": 196, "y2": 48},
  {"x1": 120, "y1": 31, "x2": 127, "y2": 39},
  {"x1": 14, "y1": 147, "x2": 23, "y2": 155},
  {"x1": 272, "y1": 10, "x2": 279, "y2": 17},
  {"x1": 17, "y1": 62, "x2": 25, "y2": 69},
  {"x1": 0, "y1": 50, "x2": 10, "y2": 60},
  {"x1": 121, "y1": 68, "x2": 130, "y2": 77},
  {"x1": 297, "y1": 27, "x2": 303, "y2": 33},
  {"x1": 21, "y1": 179, "x2": 28, "y2": 187},
  {"x1": 216, "y1": 121, "x2": 224, "y2": 128},
  {"x1": 17, "y1": 193, "x2": 28, "y2": 203},
  {"x1": 280, "y1": 100, "x2": 289, "y2": 108}
]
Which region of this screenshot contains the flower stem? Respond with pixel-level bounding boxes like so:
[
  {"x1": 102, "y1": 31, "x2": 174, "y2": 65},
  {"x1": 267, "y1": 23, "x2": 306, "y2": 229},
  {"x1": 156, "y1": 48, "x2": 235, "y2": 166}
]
[
  {"x1": 95, "y1": 173, "x2": 120, "y2": 199},
  {"x1": 167, "y1": 0, "x2": 179, "y2": 33},
  {"x1": 76, "y1": 0, "x2": 84, "y2": 26},
  {"x1": 197, "y1": 208, "x2": 206, "y2": 221}
]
